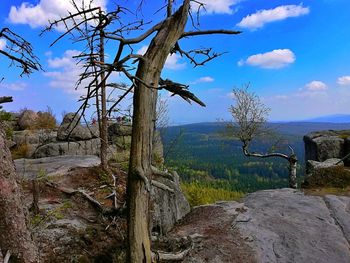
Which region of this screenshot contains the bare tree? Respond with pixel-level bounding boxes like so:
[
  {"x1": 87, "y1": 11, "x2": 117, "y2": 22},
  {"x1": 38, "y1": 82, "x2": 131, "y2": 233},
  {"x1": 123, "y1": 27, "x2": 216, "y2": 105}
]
[
  {"x1": 42, "y1": 1, "x2": 241, "y2": 261},
  {"x1": 0, "y1": 27, "x2": 40, "y2": 263},
  {"x1": 229, "y1": 85, "x2": 297, "y2": 189}
]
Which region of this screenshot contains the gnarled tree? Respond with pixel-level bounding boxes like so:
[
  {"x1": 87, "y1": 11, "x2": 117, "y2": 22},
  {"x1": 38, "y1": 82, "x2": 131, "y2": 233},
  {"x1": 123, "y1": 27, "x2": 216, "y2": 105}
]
[
  {"x1": 42, "y1": 1, "x2": 241, "y2": 261},
  {"x1": 229, "y1": 86, "x2": 297, "y2": 189},
  {"x1": 0, "y1": 27, "x2": 40, "y2": 263}
]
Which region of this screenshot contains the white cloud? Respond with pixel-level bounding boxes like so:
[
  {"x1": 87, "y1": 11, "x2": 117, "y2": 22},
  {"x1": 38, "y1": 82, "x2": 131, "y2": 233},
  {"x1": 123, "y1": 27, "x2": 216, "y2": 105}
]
[
  {"x1": 0, "y1": 81, "x2": 27, "y2": 91},
  {"x1": 198, "y1": 76, "x2": 214, "y2": 83},
  {"x1": 190, "y1": 76, "x2": 215, "y2": 85},
  {"x1": 43, "y1": 50, "x2": 86, "y2": 95},
  {"x1": 305, "y1": 81, "x2": 327, "y2": 91},
  {"x1": 191, "y1": 0, "x2": 240, "y2": 15},
  {"x1": 237, "y1": 4, "x2": 310, "y2": 30},
  {"x1": 137, "y1": 45, "x2": 186, "y2": 70},
  {"x1": 8, "y1": 0, "x2": 107, "y2": 31},
  {"x1": 0, "y1": 39, "x2": 6, "y2": 50},
  {"x1": 337, "y1": 76, "x2": 350, "y2": 86},
  {"x1": 239, "y1": 49, "x2": 295, "y2": 69}
]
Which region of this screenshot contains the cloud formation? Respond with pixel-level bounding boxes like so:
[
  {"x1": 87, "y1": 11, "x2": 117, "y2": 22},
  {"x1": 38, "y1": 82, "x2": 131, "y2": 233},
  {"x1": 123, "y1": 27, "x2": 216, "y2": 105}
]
[
  {"x1": 305, "y1": 81, "x2": 327, "y2": 91},
  {"x1": 43, "y1": 50, "x2": 86, "y2": 95},
  {"x1": 0, "y1": 39, "x2": 6, "y2": 50},
  {"x1": 191, "y1": 0, "x2": 239, "y2": 15},
  {"x1": 237, "y1": 4, "x2": 309, "y2": 30},
  {"x1": 337, "y1": 76, "x2": 350, "y2": 86},
  {"x1": 239, "y1": 49, "x2": 295, "y2": 69},
  {"x1": 0, "y1": 81, "x2": 27, "y2": 91},
  {"x1": 137, "y1": 46, "x2": 186, "y2": 70},
  {"x1": 8, "y1": 0, "x2": 107, "y2": 31}
]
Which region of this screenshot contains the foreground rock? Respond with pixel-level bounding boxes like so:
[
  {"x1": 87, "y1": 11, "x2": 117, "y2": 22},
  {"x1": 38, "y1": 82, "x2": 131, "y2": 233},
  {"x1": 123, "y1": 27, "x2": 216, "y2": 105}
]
[
  {"x1": 170, "y1": 188, "x2": 350, "y2": 263},
  {"x1": 236, "y1": 189, "x2": 350, "y2": 263}
]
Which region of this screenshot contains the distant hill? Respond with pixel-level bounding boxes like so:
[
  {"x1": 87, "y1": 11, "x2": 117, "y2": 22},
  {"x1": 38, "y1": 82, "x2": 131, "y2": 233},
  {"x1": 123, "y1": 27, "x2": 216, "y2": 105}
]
[
  {"x1": 167, "y1": 121, "x2": 350, "y2": 137},
  {"x1": 301, "y1": 114, "x2": 350, "y2": 123}
]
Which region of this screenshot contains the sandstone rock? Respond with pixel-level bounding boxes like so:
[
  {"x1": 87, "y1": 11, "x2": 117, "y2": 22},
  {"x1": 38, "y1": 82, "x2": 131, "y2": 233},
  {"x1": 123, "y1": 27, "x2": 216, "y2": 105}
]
[
  {"x1": 18, "y1": 110, "x2": 38, "y2": 130},
  {"x1": 304, "y1": 131, "x2": 345, "y2": 162},
  {"x1": 33, "y1": 139, "x2": 100, "y2": 158},
  {"x1": 108, "y1": 123, "x2": 132, "y2": 141},
  {"x1": 12, "y1": 130, "x2": 57, "y2": 145},
  {"x1": 14, "y1": 155, "x2": 100, "y2": 179},
  {"x1": 306, "y1": 158, "x2": 344, "y2": 175},
  {"x1": 151, "y1": 171, "x2": 190, "y2": 235},
  {"x1": 235, "y1": 189, "x2": 350, "y2": 263},
  {"x1": 57, "y1": 113, "x2": 95, "y2": 141}
]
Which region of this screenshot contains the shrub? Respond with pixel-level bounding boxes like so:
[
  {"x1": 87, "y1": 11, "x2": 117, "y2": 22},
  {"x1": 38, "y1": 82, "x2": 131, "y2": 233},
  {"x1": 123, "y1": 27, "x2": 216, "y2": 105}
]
[
  {"x1": 302, "y1": 166, "x2": 350, "y2": 189},
  {"x1": 32, "y1": 107, "x2": 57, "y2": 130},
  {"x1": 0, "y1": 110, "x2": 13, "y2": 121},
  {"x1": 181, "y1": 181, "x2": 244, "y2": 206},
  {"x1": 11, "y1": 143, "x2": 31, "y2": 159}
]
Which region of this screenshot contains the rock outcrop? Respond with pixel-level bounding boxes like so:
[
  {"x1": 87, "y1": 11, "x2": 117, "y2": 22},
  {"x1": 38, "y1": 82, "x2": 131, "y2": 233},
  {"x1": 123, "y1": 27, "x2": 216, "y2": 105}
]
[
  {"x1": 151, "y1": 170, "x2": 190, "y2": 235},
  {"x1": 306, "y1": 158, "x2": 344, "y2": 175},
  {"x1": 57, "y1": 113, "x2": 97, "y2": 141},
  {"x1": 15, "y1": 155, "x2": 101, "y2": 179},
  {"x1": 170, "y1": 189, "x2": 350, "y2": 263},
  {"x1": 304, "y1": 130, "x2": 350, "y2": 165}
]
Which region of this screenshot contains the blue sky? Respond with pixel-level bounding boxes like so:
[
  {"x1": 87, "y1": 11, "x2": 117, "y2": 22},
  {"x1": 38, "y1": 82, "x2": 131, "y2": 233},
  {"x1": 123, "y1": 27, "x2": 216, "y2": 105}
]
[{"x1": 0, "y1": 0, "x2": 350, "y2": 124}]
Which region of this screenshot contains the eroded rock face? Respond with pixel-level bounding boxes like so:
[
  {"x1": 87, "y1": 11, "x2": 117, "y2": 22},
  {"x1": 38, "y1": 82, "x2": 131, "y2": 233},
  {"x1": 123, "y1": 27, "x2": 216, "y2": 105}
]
[
  {"x1": 151, "y1": 171, "x2": 190, "y2": 235},
  {"x1": 14, "y1": 155, "x2": 101, "y2": 179},
  {"x1": 57, "y1": 113, "x2": 96, "y2": 141},
  {"x1": 304, "y1": 130, "x2": 350, "y2": 168},
  {"x1": 304, "y1": 131, "x2": 345, "y2": 162},
  {"x1": 306, "y1": 158, "x2": 344, "y2": 175},
  {"x1": 33, "y1": 139, "x2": 101, "y2": 158},
  {"x1": 235, "y1": 189, "x2": 350, "y2": 263},
  {"x1": 108, "y1": 123, "x2": 132, "y2": 142}
]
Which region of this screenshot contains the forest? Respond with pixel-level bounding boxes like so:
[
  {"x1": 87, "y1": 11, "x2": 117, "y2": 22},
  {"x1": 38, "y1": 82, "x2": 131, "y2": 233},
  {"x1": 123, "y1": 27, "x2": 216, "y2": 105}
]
[{"x1": 163, "y1": 122, "x2": 350, "y2": 203}]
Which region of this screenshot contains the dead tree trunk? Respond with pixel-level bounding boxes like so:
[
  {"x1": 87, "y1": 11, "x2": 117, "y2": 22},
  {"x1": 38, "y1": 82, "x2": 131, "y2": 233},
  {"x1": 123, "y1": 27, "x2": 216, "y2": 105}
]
[
  {"x1": 99, "y1": 9, "x2": 108, "y2": 171},
  {"x1": 127, "y1": 2, "x2": 190, "y2": 262},
  {"x1": 243, "y1": 144, "x2": 298, "y2": 189},
  {"x1": 0, "y1": 125, "x2": 38, "y2": 263}
]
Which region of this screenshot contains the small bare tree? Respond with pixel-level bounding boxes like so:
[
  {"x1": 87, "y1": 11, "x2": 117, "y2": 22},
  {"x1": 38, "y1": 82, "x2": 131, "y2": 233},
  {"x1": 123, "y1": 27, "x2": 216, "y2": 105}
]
[{"x1": 229, "y1": 85, "x2": 297, "y2": 188}]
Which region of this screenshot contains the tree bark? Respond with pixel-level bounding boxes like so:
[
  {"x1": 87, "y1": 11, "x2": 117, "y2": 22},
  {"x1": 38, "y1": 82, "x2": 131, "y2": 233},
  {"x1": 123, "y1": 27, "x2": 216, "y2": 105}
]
[
  {"x1": 99, "y1": 9, "x2": 108, "y2": 171},
  {"x1": 0, "y1": 124, "x2": 38, "y2": 263},
  {"x1": 288, "y1": 155, "x2": 298, "y2": 189},
  {"x1": 127, "y1": 1, "x2": 190, "y2": 262}
]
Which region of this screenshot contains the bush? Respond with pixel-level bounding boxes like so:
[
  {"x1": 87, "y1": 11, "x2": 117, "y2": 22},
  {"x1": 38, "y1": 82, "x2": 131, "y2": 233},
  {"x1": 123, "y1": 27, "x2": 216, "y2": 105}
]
[
  {"x1": 32, "y1": 107, "x2": 57, "y2": 130},
  {"x1": 11, "y1": 143, "x2": 31, "y2": 159},
  {"x1": 181, "y1": 181, "x2": 244, "y2": 206},
  {"x1": 0, "y1": 110, "x2": 13, "y2": 121},
  {"x1": 302, "y1": 166, "x2": 350, "y2": 189}
]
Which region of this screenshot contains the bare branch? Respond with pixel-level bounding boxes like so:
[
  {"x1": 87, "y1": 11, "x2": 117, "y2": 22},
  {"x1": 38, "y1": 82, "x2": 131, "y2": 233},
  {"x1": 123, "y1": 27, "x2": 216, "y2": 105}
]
[{"x1": 181, "y1": 29, "x2": 241, "y2": 38}]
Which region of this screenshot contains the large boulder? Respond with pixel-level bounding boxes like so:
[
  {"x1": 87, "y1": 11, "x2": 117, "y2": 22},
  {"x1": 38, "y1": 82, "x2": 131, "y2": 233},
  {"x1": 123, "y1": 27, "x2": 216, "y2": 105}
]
[
  {"x1": 108, "y1": 123, "x2": 132, "y2": 140},
  {"x1": 151, "y1": 170, "x2": 190, "y2": 235},
  {"x1": 57, "y1": 113, "x2": 95, "y2": 141},
  {"x1": 18, "y1": 110, "x2": 38, "y2": 130},
  {"x1": 304, "y1": 130, "x2": 346, "y2": 163}
]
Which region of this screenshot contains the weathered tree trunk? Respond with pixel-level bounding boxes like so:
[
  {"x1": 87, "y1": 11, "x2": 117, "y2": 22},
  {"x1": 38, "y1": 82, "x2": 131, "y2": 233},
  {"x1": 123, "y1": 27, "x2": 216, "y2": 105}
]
[
  {"x1": 0, "y1": 125, "x2": 38, "y2": 263},
  {"x1": 99, "y1": 9, "x2": 108, "y2": 171},
  {"x1": 127, "y1": 1, "x2": 190, "y2": 262},
  {"x1": 288, "y1": 155, "x2": 298, "y2": 189}
]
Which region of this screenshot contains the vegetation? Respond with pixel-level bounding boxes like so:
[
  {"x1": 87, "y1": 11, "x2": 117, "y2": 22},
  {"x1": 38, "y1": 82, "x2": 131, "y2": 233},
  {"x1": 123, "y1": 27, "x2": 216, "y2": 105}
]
[
  {"x1": 181, "y1": 181, "x2": 244, "y2": 206},
  {"x1": 32, "y1": 107, "x2": 57, "y2": 130},
  {"x1": 303, "y1": 166, "x2": 350, "y2": 189},
  {"x1": 163, "y1": 123, "x2": 304, "y2": 197}
]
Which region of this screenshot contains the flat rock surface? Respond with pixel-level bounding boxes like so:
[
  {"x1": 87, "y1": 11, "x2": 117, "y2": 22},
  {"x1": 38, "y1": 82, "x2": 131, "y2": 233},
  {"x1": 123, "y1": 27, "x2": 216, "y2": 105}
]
[
  {"x1": 173, "y1": 188, "x2": 350, "y2": 263},
  {"x1": 15, "y1": 155, "x2": 100, "y2": 178}
]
